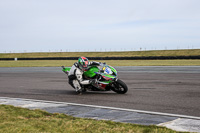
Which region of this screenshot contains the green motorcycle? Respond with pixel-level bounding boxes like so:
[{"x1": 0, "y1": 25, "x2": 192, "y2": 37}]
[{"x1": 62, "y1": 64, "x2": 128, "y2": 94}]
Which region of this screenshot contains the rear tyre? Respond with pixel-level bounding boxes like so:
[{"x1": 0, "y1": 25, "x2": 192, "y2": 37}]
[{"x1": 112, "y1": 79, "x2": 128, "y2": 94}]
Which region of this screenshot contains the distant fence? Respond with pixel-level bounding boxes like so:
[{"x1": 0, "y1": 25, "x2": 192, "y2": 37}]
[{"x1": 1, "y1": 56, "x2": 200, "y2": 61}]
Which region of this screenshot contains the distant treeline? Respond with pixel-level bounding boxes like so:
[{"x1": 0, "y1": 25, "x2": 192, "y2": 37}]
[{"x1": 1, "y1": 56, "x2": 200, "y2": 60}]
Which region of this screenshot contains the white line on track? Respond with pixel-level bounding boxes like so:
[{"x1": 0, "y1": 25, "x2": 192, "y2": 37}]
[{"x1": 1, "y1": 96, "x2": 200, "y2": 120}]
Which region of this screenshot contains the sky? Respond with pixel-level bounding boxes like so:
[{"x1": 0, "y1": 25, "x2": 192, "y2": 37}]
[{"x1": 0, "y1": 0, "x2": 200, "y2": 53}]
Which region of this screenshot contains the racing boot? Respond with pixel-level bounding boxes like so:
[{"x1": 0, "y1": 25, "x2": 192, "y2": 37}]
[
  {"x1": 76, "y1": 88, "x2": 82, "y2": 95},
  {"x1": 73, "y1": 80, "x2": 82, "y2": 95}
]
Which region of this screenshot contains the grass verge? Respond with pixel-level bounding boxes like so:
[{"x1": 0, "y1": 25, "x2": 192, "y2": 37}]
[
  {"x1": 0, "y1": 104, "x2": 181, "y2": 133},
  {"x1": 0, "y1": 49, "x2": 200, "y2": 58},
  {"x1": 0, "y1": 60, "x2": 200, "y2": 67}
]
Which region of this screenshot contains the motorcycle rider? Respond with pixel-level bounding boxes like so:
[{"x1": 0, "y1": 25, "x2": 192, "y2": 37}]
[{"x1": 68, "y1": 56, "x2": 101, "y2": 94}]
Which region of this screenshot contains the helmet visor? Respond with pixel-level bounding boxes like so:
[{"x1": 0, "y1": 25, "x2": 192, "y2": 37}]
[{"x1": 82, "y1": 60, "x2": 88, "y2": 68}]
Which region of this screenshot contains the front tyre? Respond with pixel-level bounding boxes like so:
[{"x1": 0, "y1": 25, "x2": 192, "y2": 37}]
[{"x1": 112, "y1": 79, "x2": 128, "y2": 94}]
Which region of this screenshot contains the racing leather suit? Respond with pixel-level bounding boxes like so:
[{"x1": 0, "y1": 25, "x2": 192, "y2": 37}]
[{"x1": 68, "y1": 61, "x2": 100, "y2": 91}]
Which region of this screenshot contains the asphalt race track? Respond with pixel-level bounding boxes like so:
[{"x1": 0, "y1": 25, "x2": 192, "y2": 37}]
[{"x1": 0, "y1": 66, "x2": 200, "y2": 117}]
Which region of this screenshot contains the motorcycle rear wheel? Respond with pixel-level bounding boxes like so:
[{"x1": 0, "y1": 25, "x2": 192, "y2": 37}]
[{"x1": 112, "y1": 79, "x2": 128, "y2": 94}]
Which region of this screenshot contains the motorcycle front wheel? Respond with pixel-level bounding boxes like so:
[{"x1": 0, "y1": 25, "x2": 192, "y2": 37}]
[{"x1": 112, "y1": 79, "x2": 128, "y2": 94}]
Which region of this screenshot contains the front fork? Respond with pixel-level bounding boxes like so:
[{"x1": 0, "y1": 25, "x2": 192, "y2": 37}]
[
  {"x1": 108, "y1": 78, "x2": 118, "y2": 87},
  {"x1": 113, "y1": 78, "x2": 118, "y2": 82}
]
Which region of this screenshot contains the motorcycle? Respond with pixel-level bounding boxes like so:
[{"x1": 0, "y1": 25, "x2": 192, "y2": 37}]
[{"x1": 62, "y1": 64, "x2": 128, "y2": 94}]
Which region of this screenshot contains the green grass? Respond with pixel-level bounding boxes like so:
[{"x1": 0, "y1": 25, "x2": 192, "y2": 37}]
[
  {"x1": 0, "y1": 49, "x2": 200, "y2": 58},
  {"x1": 0, "y1": 60, "x2": 200, "y2": 67},
  {"x1": 0, "y1": 104, "x2": 182, "y2": 133}
]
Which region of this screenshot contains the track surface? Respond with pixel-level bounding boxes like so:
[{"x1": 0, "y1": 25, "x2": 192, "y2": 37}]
[{"x1": 0, "y1": 66, "x2": 200, "y2": 117}]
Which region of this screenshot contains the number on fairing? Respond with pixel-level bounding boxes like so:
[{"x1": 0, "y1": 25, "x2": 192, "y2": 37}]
[{"x1": 104, "y1": 67, "x2": 112, "y2": 74}]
